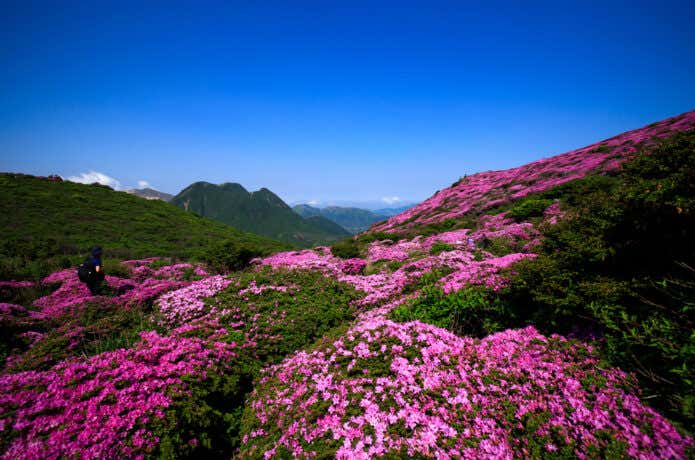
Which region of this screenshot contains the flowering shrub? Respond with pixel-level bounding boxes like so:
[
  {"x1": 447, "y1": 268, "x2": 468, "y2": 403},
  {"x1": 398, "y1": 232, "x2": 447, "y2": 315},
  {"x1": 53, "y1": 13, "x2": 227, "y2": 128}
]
[
  {"x1": 0, "y1": 329, "x2": 237, "y2": 459},
  {"x1": 156, "y1": 275, "x2": 232, "y2": 326},
  {"x1": 239, "y1": 322, "x2": 692, "y2": 459},
  {"x1": 339, "y1": 258, "x2": 367, "y2": 275}
]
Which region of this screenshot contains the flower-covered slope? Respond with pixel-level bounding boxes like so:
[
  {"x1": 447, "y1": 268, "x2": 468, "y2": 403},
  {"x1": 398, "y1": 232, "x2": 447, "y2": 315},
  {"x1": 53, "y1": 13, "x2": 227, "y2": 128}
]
[
  {"x1": 2, "y1": 111, "x2": 694, "y2": 459},
  {"x1": 0, "y1": 260, "x2": 362, "y2": 458},
  {"x1": 372, "y1": 109, "x2": 695, "y2": 234},
  {"x1": 241, "y1": 226, "x2": 693, "y2": 458}
]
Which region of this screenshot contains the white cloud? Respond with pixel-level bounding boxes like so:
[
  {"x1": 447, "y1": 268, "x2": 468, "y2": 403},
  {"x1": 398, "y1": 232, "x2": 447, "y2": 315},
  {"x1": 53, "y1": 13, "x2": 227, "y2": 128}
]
[
  {"x1": 67, "y1": 171, "x2": 122, "y2": 190},
  {"x1": 137, "y1": 180, "x2": 151, "y2": 189},
  {"x1": 381, "y1": 196, "x2": 402, "y2": 205},
  {"x1": 307, "y1": 199, "x2": 320, "y2": 206}
]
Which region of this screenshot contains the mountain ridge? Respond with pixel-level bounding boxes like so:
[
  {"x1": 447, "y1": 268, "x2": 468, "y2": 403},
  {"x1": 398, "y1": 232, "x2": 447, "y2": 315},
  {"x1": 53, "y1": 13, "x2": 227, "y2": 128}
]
[
  {"x1": 171, "y1": 182, "x2": 349, "y2": 247},
  {"x1": 293, "y1": 204, "x2": 388, "y2": 234}
]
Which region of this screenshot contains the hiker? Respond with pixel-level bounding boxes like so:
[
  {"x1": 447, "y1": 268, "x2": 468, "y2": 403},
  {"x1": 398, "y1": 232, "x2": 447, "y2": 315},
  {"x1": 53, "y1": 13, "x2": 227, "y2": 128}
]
[{"x1": 78, "y1": 246, "x2": 105, "y2": 295}]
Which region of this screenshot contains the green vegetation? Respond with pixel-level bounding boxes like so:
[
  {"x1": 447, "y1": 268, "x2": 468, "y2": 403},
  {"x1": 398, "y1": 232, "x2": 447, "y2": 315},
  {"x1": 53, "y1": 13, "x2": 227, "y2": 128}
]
[
  {"x1": 392, "y1": 278, "x2": 505, "y2": 338},
  {"x1": 0, "y1": 175, "x2": 288, "y2": 280},
  {"x1": 429, "y1": 241, "x2": 455, "y2": 255},
  {"x1": 504, "y1": 131, "x2": 695, "y2": 428},
  {"x1": 171, "y1": 182, "x2": 350, "y2": 247},
  {"x1": 330, "y1": 237, "x2": 361, "y2": 259},
  {"x1": 506, "y1": 198, "x2": 554, "y2": 222},
  {"x1": 200, "y1": 240, "x2": 267, "y2": 273}
]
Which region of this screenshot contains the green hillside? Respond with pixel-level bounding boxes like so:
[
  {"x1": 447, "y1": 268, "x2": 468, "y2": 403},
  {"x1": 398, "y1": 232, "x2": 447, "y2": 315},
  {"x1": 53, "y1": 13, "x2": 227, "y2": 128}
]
[
  {"x1": 293, "y1": 204, "x2": 387, "y2": 233},
  {"x1": 171, "y1": 182, "x2": 349, "y2": 247},
  {"x1": 0, "y1": 174, "x2": 289, "y2": 279}
]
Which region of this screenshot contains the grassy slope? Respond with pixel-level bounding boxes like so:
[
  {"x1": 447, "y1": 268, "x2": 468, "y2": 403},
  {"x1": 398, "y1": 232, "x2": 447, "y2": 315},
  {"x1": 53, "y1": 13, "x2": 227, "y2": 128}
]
[{"x1": 0, "y1": 174, "x2": 289, "y2": 279}]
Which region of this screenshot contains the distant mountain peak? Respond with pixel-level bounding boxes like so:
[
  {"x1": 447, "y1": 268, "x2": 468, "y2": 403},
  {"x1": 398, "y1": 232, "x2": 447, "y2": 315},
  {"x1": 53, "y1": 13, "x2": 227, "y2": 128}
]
[
  {"x1": 125, "y1": 187, "x2": 174, "y2": 202},
  {"x1": 171, "y1": 181, "x2": 349, "y2": 247}
]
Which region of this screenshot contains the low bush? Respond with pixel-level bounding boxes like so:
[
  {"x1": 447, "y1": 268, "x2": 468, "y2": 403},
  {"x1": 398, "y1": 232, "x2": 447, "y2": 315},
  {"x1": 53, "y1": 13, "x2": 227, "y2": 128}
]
[
  {"x1": 200, "y1": 240, "x2": 267, "y2": 273},
  {"x1": 506, "y1": 198, "x2": 554, "y2": 222},
  {"x1": 392, "y1": 275, "x2": 507, "y2": 338},
  {"x1": 429, "y1": 241, "x2": 455, "y2": 255},
  {"x1": 330, "y1": 237, "x2": 361, "y2": 259}
]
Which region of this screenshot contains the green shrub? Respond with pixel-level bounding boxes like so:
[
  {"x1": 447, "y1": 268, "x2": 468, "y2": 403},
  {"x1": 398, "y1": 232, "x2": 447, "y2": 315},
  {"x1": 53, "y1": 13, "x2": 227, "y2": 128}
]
[
  {"x1": 507, "y1": 198, "x2": 554, "y2": 222},
  {"x1": 330, "y1": 238, "x2": 361, "y2": 259},
  {"x1": 200, "y1": 240, "x2": 267, "y2": 273},
  {"x1": 392, "y1": 278, "x2": 507, "y2": 338},
  {"x1": 356, "y1": 231, "x2": 402, "y2": 244},
  {"x1": 429, "y1": 242, "x2": 455, "y2": 255}
]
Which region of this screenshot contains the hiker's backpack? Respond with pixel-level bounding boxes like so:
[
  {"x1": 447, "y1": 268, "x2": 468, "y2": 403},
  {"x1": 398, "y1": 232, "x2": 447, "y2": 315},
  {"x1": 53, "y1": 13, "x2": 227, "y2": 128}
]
[{"x1": 77, "y1": 259, "x2": 95, "y2": 282}]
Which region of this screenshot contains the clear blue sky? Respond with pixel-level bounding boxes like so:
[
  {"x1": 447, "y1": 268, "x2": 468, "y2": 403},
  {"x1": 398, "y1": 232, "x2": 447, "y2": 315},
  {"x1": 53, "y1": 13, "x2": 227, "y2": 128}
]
[{"x1": 1, "y1": 1, "x2": 694, "y2": 206}]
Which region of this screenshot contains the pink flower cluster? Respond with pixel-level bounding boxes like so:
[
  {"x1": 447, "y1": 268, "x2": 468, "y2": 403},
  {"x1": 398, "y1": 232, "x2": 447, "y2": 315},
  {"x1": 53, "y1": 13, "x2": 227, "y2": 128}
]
[
  {"x1": 26, "y1": 258, "x2": 215, "y2": 321},
  {"x1": 156, "y1": 275, "x2": 232, "y2": 326},
  {"x1": 367, "y1": 238, "x2": 424, "y2": 262},
  {"x1": 0, "y1": 329, "x2": 237, "y2": 460},
  {"x1": 439, "y1": 252, "x2": 536, "y2": 292},
  {"x1": 543, "y1": 201, "x2": 564, "y2": 225},
  {"x1": 32, "y1": 270, "x2": 187, "y2": 319},
  {"x1": 0, "y1": 303, "x2": 28, "y2": 316},
  {"x1": 339, "y1": 258, "x2": 367, "y2": 275},
  {"x1": 372, "y1": 110, "x2": 695, "y2": 233},
  {"x1": 127, "y1": 260, "x2": 208, "y2": 281},
  {"x1": 471, "y1": 212, "x2": 535, "y2": 243},
  {"x1": 240, "y1": 321, "x2": 692, "y2": 459}
]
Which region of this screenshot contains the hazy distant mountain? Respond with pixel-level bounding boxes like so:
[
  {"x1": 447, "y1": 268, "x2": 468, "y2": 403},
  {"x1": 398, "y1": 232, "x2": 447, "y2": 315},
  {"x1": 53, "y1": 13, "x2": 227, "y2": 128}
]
[
  {"x1": 293, "y1": 204, "x2": 388, "y2": 234},
  {"x1": 126, "y1": 188, "x2": 174, "y2": 202},
  {"x1": 372, "y1": 205, "x2": 416, "y2": 217},
  {"x1": 290, "y1": 200, "x2": 418, "y2": 212},
  {"x1": 171, "y1": 182, "x2": 350, "y2": 247}
]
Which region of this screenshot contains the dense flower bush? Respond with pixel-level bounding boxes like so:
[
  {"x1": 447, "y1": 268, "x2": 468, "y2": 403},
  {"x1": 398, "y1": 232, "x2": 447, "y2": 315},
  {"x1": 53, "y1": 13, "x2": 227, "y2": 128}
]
[
  {"x1": 0, "y1": 321, "x2": 238, "y2": 459},
  {"x1": 239, "y1": 321, "x2": 692, "y2": 459}
]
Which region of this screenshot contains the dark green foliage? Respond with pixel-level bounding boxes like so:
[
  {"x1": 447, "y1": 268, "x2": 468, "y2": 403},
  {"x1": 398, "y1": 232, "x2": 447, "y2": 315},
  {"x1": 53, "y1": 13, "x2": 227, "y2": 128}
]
[
  {"x1": 330, "y1": 238, "x2": 361, "y2": 259},
  {"x1": 483, "y1": 174, "x2": 620, "y2": 217},
  {"x1": 200, "y1": 240, "x2": 267, "y2": 273},
  {"x1": 356, "y1": 231, "x2": 403, "y2": 244},
  {"x1": 507, "y1": 198, "x2": 554, "y2": 222},
  {"x1": 171, "y1": 182, "x2": 350, "y2": 247},
  {"x1": 217, "y1": 269, "x2": 362, "y2": 364},
  {"x1": 391, "y1": 277, "x2": 507, "y2": 338},
  {"x1": 429, "y1": 242, "x2": 455, "y2": 255},
  {"x1": 477, "y1": 236, "x2": 519, "y2": 257},
  {"x1": 0, "y1": 175, "x2": 288, "y2": 280},
  {"x1": 503, "y1": 131, "x2": 695, "y2": 427}
]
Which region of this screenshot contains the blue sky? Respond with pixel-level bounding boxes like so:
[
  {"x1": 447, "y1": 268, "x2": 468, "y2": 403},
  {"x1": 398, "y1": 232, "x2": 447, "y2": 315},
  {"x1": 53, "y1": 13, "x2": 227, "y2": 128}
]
[{"x1": 1, "y1": 1, "x2": 694, "y2": 207}]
